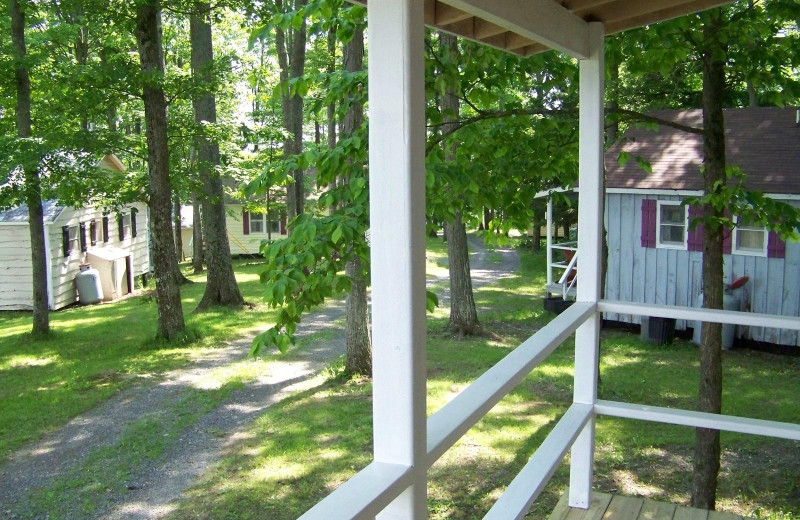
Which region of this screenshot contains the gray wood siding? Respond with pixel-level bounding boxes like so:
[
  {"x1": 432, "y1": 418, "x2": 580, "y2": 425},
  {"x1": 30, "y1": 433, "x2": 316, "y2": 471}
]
[
  {"x1": 0, "y1": 225, "x2": 34, "y2": 310},
  {"x1": 604, "y1": 194, "x2": 800, "y2": 347}
]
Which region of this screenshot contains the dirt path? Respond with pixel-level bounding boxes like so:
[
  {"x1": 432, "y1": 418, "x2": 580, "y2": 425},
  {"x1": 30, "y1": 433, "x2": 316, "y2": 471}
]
[{"x1": 0, "y1": 237, "x2": 518, "y2": 520}]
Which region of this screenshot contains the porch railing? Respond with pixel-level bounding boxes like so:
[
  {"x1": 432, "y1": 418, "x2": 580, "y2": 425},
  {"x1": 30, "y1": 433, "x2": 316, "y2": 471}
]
[{"x1": 299, "y1": 302, "x2": 800, "y2": 520}]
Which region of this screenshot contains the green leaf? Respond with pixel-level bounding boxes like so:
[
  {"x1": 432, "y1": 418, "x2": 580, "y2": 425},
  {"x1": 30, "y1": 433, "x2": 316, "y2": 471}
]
[{"x1": 331, "y1": 225, "x2": 343, "y2": 244}]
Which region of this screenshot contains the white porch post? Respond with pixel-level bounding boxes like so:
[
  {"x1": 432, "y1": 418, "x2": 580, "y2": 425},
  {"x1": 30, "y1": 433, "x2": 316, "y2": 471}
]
[
  {"x1": 569, "y1": 21, "x2": 605, "y2": 509},
  {"x1": 368, "y1": 0, "x2": 428, "y2": 518},
  {"x1": 546, "y1": 198, "x2": 553, "y2": 290}
]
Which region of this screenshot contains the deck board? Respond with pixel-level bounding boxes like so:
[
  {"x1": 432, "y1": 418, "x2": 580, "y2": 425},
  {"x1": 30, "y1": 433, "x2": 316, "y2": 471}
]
[
  {"x1": 548, "y1": 491, "x2": 753, "y2": 520},
  {"x1": 674, "y1": 505, "x2": 709, "y2": 520},
  {"x1": 638, "y1": 500, "x2": 678, "y2": 520},
  {"x1": 605, "y1": 495, "x2": 646, "y2": 519}
]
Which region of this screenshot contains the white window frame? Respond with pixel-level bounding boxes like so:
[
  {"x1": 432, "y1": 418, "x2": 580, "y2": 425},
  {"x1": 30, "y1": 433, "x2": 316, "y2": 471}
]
[
  {"x1": 732, "y1": 217, "x2": 767, "y2": 257},
  {"x1": 250, "y1": 213, "x2": 265, "y2": 234},
  {"x1": 121, "y1": 213, "x2": 131, "y2": 240},
  {"x1": 67, "y1": 226, "x2": 79, "y2": 256},
  {"x1": 655, "y1": 200, "x2": 688, "y2": 250}
]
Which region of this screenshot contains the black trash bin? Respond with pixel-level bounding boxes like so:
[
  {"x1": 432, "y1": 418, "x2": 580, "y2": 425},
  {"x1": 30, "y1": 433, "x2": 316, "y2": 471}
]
[{"x1": 641, "y1": 316, "x2": 676, "y2": 345}]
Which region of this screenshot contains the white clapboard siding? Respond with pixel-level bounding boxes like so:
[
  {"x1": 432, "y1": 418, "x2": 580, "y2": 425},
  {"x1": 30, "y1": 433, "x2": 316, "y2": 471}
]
[
  {"x1": 604, "y1": 194, "x2": 800, "y2": 347},
  {"x1": 0, "y1": 224, "x2": 35, "y2": 310}
]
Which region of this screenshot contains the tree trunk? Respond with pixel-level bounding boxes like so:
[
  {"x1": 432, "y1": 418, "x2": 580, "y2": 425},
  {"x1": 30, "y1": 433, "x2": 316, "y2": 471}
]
[
  {"x1": 135, "y1": 0, "x2": 186, "y2": 340},
  {"x1": 174, "y1": 199, "x2": 184, "y2": 262},
  {"x1": 440, "y1": 32, "x2": 480, "y2": 336},
  {"x1": 341, "y1": 25, "x2": 371, "y2": 376},
  {"x1": 531, "y1": 221, "x2": 541, "y2": 251},
  {"x1": 11, "y1": 0, "x2": 49, "y2": 336},
  {"x1": 191, "y1": 193, "x2": 204, "y2": 273},
  {"x1": 190, "y1": 2, "x2": 244, "y2": 310},
  {"x1": 275, "y1": 0, "x2": 307, "y2": 231},
  {"x1": 692, "y1": 12, "x2": 727, "y2": 511},
  {"x1": 345, "y1": 256, "x2": 371, "y2": 376}
]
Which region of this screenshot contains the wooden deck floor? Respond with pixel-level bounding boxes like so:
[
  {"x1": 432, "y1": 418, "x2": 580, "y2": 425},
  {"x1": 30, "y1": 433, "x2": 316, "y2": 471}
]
[{"x1": 548, "y1": 491, "x2": 751, "y2": 520}]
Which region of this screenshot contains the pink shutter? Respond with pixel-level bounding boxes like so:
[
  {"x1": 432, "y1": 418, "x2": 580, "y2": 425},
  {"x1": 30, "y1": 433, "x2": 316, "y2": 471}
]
[
  {"x1": 641, "y1": 199, "x2": 657, "y2": 248},
  {"x1": 242, "y1": 210, "x2": 250, "y2": 235},
  {"x1": 767, "y1": 231, "x2": 786, "y2": 259},
  {"x1": 687, "y1": 205, "x2": 704, "y2": 252},
  {"x1": 280, "y1": 217, "x2": 287, "y2": 235}
]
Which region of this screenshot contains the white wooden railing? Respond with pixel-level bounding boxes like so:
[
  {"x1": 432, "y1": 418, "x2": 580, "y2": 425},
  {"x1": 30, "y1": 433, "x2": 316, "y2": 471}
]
[{"x1": 299, "y1": 302, "x2": 800, "y2": 520}]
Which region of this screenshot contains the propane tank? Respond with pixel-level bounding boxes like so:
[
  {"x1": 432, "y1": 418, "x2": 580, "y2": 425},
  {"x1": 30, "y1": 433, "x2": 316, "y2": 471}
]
[{"x1": 75, "y1": 264, "x2": 104, "y2": 304}]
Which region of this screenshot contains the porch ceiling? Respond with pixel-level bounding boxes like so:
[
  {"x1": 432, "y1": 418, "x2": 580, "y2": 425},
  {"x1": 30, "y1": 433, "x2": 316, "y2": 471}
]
[{"x1": 350, "y1": 0, "x2": 737, "y2": 58}]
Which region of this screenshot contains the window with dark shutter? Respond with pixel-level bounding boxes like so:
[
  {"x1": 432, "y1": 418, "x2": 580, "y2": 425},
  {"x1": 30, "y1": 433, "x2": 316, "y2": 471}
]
[
  {"x1": 243, "y1": 210, "x2": 250, "y2": 235},
  {"x1": 131, "y1": 209, "x2": 137, "y2": 238},
  {"x1": 79, "y1": 222, "x2": 87, "y2": 252},
  {"x1": 90, "y1": 220, "x2": 97, "y2": 246},
  {"x1": 102, "y1": 216, "x2": 109, "y2": 242},
  {"x1": 62, "y1": 226, "x2": 70, "y2": 257},
  {"x1": 640, "y1": 199, "x2": 657, "y2": 248},
  {"x1": 118, "y1": 215, "x2": 124, "y2": 241},
  {"x1": 280, "y1": 216, "x2": 287, "y2": 235}
]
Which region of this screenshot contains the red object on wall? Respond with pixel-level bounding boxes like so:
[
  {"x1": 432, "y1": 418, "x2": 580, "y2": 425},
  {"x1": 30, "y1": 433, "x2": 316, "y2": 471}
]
[
  {"x1": 243, "y1": 211, "x2": 250, "y2": 235},
  {"x1": 280, "y1": 217, "x2": 287, "y2": 235}
]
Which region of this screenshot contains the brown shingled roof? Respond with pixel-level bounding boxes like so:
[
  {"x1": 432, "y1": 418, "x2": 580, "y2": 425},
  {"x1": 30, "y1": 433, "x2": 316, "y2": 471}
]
[{"x1": 604, "y1": 107, "x2": 800, "y2": 194}]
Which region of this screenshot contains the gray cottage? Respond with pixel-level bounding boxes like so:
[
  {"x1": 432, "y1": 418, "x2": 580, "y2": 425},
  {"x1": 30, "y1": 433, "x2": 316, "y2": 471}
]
[{"x1": 601, "y1": 107, "x2": 800, "y2": 347}]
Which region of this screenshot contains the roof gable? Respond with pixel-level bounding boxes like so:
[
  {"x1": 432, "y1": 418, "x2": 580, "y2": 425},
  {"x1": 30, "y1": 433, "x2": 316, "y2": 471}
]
[{"x1": 604, "y1": 107, "x2": 800, "y2": 194}]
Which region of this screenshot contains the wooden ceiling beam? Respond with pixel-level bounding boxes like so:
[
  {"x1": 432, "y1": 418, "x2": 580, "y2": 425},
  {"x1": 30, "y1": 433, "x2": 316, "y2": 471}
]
[
  {"x1": 438, "y1": 0, "x2": 590, "y2": 58},
  {"x1": 473, "y1": 18, "x2": 506, "y2": 39},
  {"x1": 575, "y1": 0, "x2": 700, "y2": 24},
  {"x1": 505, "y1": 32, "x2": 535, "y2": 51},
  {"x1": 434, "y1": 1, "x2": 473, "y2": 24},
  {"x1": 604, "y1": 0, "x2": 736, "y2": 34},
  {"x1": 559, "y1": 0, "x2": 616, "y2": 10}
]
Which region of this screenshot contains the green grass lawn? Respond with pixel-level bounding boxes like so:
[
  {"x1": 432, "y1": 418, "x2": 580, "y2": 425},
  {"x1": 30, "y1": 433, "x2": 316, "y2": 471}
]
[
  {"x1": 166, "y1": 244, "x2": 800, "y2": 520},
  {"x1": 0, "y1": 259, "x2": 278, "y2": 462}
]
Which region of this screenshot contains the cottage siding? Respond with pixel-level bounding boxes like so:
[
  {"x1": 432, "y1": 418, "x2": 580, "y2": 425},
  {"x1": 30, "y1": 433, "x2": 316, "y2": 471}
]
[
  {"x1": 226, "y1": 204, "x2": 287, "y2": 255},
  {"x1": 605, "y1": 194, "x2": 800, "y2": 347},
  {"x1": 0, "y1": 224, "x2": 35, "y2": 310},
  {"x1": 48, "y1": 203, "x2": 150, "y2": 310}
]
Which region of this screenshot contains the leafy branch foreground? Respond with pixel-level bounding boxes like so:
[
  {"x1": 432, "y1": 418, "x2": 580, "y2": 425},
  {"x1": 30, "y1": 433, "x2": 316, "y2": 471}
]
[{"x1": 170, "y1": 249, "x2": 800, "y2": 520}]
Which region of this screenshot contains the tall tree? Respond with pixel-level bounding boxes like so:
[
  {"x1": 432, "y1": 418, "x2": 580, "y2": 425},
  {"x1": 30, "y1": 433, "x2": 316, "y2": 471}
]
[
  {"x1": 190, "y1": 1, "x2": 245, "y2": 310},
  {"x1": 275, "y1": 0, "x2": 308, "y2": 229},
  {"x1": 134, "y1": 0, "x2": 186, "y2": 340},
  {"x1": 439, "y1": 32, "x2": 479, "y2": 336},
  {"x1": 341, "y1": 24, "x2": 370, "y2": 376},
  {"x1": 693, "y1": 10, "x2": 726, "y2": 509},
  {"x1": 10, "y1": 0, "x2": 49, "y2": 335}
]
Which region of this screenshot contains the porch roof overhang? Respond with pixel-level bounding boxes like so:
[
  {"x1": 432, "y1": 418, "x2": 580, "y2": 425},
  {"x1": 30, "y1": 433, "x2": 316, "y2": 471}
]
[{"x1": 349, "y1": 0, "x2": 738, "y2": 59}]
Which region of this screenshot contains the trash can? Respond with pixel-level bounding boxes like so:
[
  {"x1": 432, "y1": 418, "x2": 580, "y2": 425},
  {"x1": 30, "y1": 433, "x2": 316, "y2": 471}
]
[
  {"x1": 641, "y1": 316, "x2": 676, "y2": 345},
  {"x1": 692, "y1": 289, "x2": 743, "y2": 350}
]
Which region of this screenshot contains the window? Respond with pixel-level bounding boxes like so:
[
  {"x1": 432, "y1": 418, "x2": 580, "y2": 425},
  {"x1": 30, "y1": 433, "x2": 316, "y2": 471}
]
[
  {"x1": 62, "y1": 226, "x2": 79, "y2": 257},
  {"x1": 250, "y1": 213, "x2": 265, "y2": 233},
  {"x1": 118, "y1": 213, "x2": 131, "y2": 241},
  {"x1": 269, "y1": 218, "x2": 280, "y2": 234},
  {"x1": 733, "y1": 217, "x2": 767, "y2": 256},
  {"x1": 90, "y1": 220, "x2": 98, "y2": 246},
  {"x1": 656, "y1": 201, "x2": 687, "y2": 249}
]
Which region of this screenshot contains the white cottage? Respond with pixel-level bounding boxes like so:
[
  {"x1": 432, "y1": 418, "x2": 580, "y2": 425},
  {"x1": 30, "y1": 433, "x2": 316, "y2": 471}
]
[{"x1": 0, "y1": 201, "x2": 150, "y2": 311}]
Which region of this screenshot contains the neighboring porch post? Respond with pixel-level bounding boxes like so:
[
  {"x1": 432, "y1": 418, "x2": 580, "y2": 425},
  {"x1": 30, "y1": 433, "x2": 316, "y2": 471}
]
[
  {"x1": 368, "y1": 0, "x2": 427, "y2": 518},
  {"x1": 569, "y1": 21, "x2": 605, "y2": 509},
  {"x1": 546, "y1": 197, "x2": 553, "y2": 291}
]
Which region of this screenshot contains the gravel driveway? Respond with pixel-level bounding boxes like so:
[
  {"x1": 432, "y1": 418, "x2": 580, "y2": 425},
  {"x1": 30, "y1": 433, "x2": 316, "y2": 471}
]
[{"x1": 0, "y1": 236, "x2": 518, "y2": 519}]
